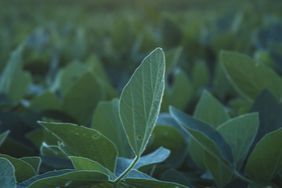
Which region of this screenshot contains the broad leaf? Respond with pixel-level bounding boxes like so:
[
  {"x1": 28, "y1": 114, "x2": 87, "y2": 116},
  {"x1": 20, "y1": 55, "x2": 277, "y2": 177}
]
[
  {"x1": 220, "y1": 51, "x2": 282, "y2": 101},
  {"x1": 92, "y1": 99, "x2": 132, "y2": 158},
  {"x1": 245, "y1": 128, "x2": 282, "y2": 182},
  {"x1": 20, "y1": 157, "x2": 42, "y2": 174},
  {"x1": 28, "y1": 170, "x2": 109, "y2": 188},
  {"x1": 169, "y1": 106, "x2": 233, "y2": 164},
  {"x1": 162, "y1": 69, "x2": 193, "y2": 111},
  {"x1": 217, "y1": 113, "x2": 259, "y2": 167},
  {"x1": 40, "y1": 122, "x2": 118, "y2": 171},
  {"x1": 119, "y1": 48, "x2": 165, "y2": 156},
  {"x1": 191, "y1": 90, "x2": 230, "y2": 168},
  {"x1": 62, "y1": 72, "x2": 102, "y2": 124},
  {"x1": 69, "y1": 156, "x2": 115, "y2": 179},
  {"x1": 204, "y1": 152, "x2": 234, "y2": 188},
  {"x1": 0, "y1": 154, "x2": 36, "y2": 182},
  {"x1": 194, "y1": 90, "x2": 230, "y2": 127},
  {"x1": 0, "y1": 157, "x2": 16, "y2": 188}
]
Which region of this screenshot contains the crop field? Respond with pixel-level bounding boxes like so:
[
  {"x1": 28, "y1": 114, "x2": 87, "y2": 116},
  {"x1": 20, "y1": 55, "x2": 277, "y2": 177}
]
[{"x1": 0, "y1": 0, "x2": 282, "y2": 187}]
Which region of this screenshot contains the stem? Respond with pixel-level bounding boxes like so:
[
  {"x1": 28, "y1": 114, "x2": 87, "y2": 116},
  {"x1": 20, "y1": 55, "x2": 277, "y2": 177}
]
[
  {"x1": 234, "y1": 170, "x2": 253, "y2": 184},
  {"x1": 114, "y1": 155, "x2": 140, "y2": 183}
]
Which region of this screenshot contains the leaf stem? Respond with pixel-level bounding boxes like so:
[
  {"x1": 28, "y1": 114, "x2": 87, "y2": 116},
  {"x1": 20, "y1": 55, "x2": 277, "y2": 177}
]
[{"x1": 114, "y1": 155, "x2": 140, "y2": 183}]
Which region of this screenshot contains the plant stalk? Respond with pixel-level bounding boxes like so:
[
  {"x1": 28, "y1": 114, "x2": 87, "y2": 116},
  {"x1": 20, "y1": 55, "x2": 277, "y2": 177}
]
[{"x1": 114, "y1": 155, "x2": 140, "y2": 184}]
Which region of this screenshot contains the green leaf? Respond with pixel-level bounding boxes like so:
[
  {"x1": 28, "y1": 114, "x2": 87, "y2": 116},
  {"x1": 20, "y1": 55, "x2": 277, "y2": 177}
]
[
  {"x1": 245, "y1": 128, "x2": 282, "y2": 182},
  {"x1": 204, "y1": 152, "x2": 234, "y2": 188},
  {"x1": 169, "y1": 106, "x2": 233, "y2": 164},
  {"x1": 0, "y1": 154, "x2": 36, "y2": 182},
  {"x1": 28, "y1": 170, "x2": 109, "y2": 188},
  {"x1": 116, "y1": 147, "x2": 170, "y2": 176},
  {"x1": 124, "y1": 178, "x2": 187, "y2": 188},
  {"x1": 191, "y1": 90, "x2": 230, "y2": 169},
  {"x1": 20, "y1": 157, "x2": 42, "y2": 174},
  {"x1": 162, "y1": 69, "x2": 193, "y2": 111},
  {"x1": 165, "y1": 46, "x2": 182, "y2": 74},
  {"x1": 30, "y1": 91, "x2": 61, "y2": 111},
  {"x1": 92, "y1": 99, "x2": 132, "y2": 158},
  {"x1": 51, "y1": 62, "x2": 88, "y2": 95},
  {"x1": 194, "y1": 90, "x2": 230, "y2": 128},
  {"x1": 40, "y1": 122, "x2": 118, "y2": 171},
  {"x1": 0, "y1": 130, "x2": 9, "y2": 146},
  {"x1": 220, "y1": 51, "x2": 282, "y2": 101},
  {"x1": 69, "y1": 156, "x2": 115, "y2": 179},
  {"x1": 0, "y1": 45, "x2": 31, "y2": 101},
  {"x1": 0, "y1": 157, "x2": 16, "y2": 188},
  {"x1": 150, "y1": 124, "x2": 187, "y2": 167},
  {"x1": 62, "y1": 72, "x2": 102, "y2": 124},
  {"x1": 119, "y1": 48, "x2": 165, "y2": 156},
  {"x1": 217, "y1": 113, "x2": 259, "y2": 167},
  {"x1": 251, "y1": 91, "x2": 282, "y2": 145},
  {"x1": 191, "y1": 60, "x2": 209, "y2": 91}
]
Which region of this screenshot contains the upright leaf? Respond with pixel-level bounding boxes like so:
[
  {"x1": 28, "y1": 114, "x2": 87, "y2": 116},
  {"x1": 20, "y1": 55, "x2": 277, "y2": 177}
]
[
  {"x1": 119, "y1": 48, "x2": 165, "y2": 156},
  {"x1": 0, "y1": 45, "x2": 31, "y2": 101},
  {"x1": 220, "y1": 51, "x2": 282, "y2": 101},
  {"x1": 92, "y1": 99, "x2": 132, "y2": 157},
  {"x1": 169, "y1": 106, "x2": 233, "y2": 164},
  {"x1": 217, "y1": 113, "x2": 259, "y2": 167},
  {"x1": 0, "y1": 157, "x2": 16, "y2": 188},
  {"x1": 194, "y1": 90, "x2": 230, "y2": 127},
  {"x1": 62, "y1": 72, "x2": 102, "y2": 124},
  {"x1": 40, "y1": 122, "x2": 118, "y2": 171},
  {"x1": 245, "y1": 128, "x2": 282, "y2": 182}
]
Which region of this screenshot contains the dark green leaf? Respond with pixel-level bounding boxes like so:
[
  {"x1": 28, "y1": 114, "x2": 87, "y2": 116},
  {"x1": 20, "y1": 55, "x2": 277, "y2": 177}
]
[
  {"x1": 169, "y1": 106, "x2": 233, "y2": 164},
  {"x1": 0, "y1": 154, "x2": 36, "y2": 182},
  {"x1": 92, "y1": 99, "x2": 132, "y2": 158},
  {"x1": 194, "y1": 90, "x2": 230, "y2": 128},
  {"x1": 40, "y1": 122, "x2": 118, "y2": 171},
  {"x1": 28, "y1": 170, "x2": 109, "y2": 188},
  {"x1": 20, "y1": 156, "x2": 42, "y2": 174},
  {"x1": 251, "y1": 91, "x2": 282, "y2": 145},
  {"x1": 245, "y1": 128, "x2": 282, "y2": 182},
  {"x1": 220, "y1": 51, "x2": 282, "y2": 101}
]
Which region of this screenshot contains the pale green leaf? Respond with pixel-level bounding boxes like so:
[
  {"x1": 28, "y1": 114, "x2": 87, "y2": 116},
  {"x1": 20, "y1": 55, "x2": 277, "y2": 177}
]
[
  {"x1": 0, "y1": 157, "x2": 16, "y2": 188},
  {"x1": 119, "y1": 48, "x2": 165, "y2": 156}
]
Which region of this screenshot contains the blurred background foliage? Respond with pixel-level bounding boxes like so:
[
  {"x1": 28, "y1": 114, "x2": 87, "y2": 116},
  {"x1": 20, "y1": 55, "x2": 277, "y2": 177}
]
[{"x1": 0, "y1": 0, "x2": 282, "y2": 186}]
